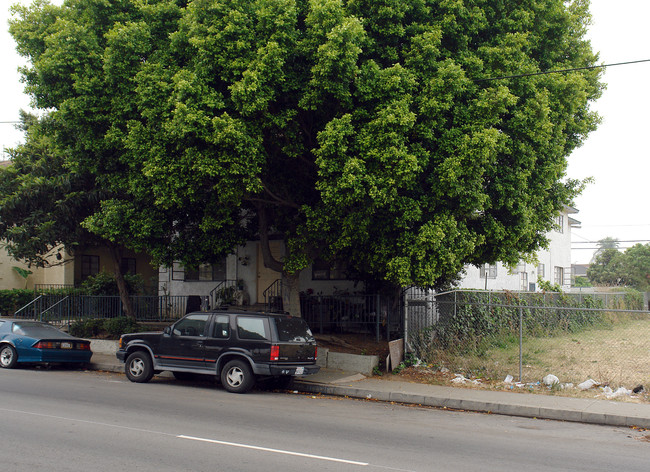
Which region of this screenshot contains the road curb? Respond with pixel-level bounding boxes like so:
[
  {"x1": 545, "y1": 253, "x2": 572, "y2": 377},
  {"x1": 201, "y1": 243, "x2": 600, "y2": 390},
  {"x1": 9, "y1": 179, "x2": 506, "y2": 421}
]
[
  {"x1": 292, "y1": 380, "x2": 650, "y2": 429},
  {"x1": 89, "y1": 355, "x2": 650, "y2": 430}
]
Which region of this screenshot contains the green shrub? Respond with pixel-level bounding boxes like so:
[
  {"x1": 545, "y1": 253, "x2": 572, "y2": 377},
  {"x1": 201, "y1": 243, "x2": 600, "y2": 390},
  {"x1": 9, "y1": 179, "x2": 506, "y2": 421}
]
[
  {"x1": 69, "y1": 318, "x2": 106, "y2": 338},
  {"x1": 69, "y1": 316, "x2": 144, "y2": 339},
  {"x1": 0, "y1": 289, "x2": 38, "y2": 315},
  {"x1": 103, "y1": 317, "x2": 141, "y2": 337}
]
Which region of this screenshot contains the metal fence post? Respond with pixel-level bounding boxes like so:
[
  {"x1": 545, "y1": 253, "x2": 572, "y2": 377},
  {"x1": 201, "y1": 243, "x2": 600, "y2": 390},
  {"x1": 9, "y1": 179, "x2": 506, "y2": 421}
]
[
  {"x1": 318, "y1": 295, "x2": 323, "y2": 334},
  {"x1": 375, "y1": 294, "x2": 381, "y2": 342},
  {"x1": 404, "y1": 295, "x2": 409, "y2": 358},
  {"x1": 519, "y1": 305, "x2": 523, "y2": 382}
]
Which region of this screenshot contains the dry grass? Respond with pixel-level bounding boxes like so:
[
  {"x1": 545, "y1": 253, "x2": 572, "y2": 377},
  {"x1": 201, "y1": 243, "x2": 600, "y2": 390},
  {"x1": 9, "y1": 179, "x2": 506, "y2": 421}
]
[{"x1": 428, "y1": 318, "x2": 650, "y2": 389}]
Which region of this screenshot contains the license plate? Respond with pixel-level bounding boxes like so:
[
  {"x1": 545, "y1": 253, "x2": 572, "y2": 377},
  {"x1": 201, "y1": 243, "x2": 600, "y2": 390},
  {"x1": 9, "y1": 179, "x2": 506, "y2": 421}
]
[
  {"x1": 60, "y1": 342, "x2": 72, "y2": 349},
  {"x1": 295, "y1": 367, "x2": 304, "y2": 375}
]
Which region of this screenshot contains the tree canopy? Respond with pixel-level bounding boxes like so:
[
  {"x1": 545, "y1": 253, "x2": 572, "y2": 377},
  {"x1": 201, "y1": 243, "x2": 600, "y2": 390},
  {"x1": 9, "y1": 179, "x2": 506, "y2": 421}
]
[
  {"x1": 7, "y1": 0, "x2": 602, "y2": 300},
  {"x1": 587, "y1": 242, "x2": 650, "y2": 291}
]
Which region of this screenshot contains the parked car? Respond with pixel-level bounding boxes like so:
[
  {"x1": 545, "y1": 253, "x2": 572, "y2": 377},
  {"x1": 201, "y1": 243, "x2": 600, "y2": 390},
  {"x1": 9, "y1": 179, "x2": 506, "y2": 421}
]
[
  {"x1": 116, "y1": 310, "x2": 320, "y2": 393},
  {"x1": 0, "y1": 319, "x2": 93, "y2": 368}
]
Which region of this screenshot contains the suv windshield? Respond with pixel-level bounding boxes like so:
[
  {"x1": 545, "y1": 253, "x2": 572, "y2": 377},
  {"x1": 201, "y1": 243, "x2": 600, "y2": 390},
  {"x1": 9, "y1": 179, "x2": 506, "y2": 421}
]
[{"x1": 274, "y1": 317, "x2": 315, "y2": 343}]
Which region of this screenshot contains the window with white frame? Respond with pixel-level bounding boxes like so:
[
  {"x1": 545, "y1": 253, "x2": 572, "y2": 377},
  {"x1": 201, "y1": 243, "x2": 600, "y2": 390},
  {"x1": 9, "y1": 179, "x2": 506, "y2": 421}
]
[
  {"x1": 537, "y1": 263, "x2": 545, "y2": 278},
  {"x1": 556, "y1": 215, "x2": 564, "y2": 233},
  {"x1": 520, "y1": 271, "x2": 528, "y2": 291},
  {"x1": 480, "y1": 263, "x2": 497, "y2": 279},
  {"x1": 554, "y1": 266, "x2": 564, "y2": 286}
]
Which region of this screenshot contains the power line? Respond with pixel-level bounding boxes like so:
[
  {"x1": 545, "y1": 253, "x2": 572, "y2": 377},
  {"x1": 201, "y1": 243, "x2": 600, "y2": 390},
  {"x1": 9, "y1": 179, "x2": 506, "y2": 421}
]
[
  {"x1": 572, "y1": 239, "x2": 650, "y2": 244},
  {"x1": 478, "y1": 59, "x2": 650, "y2": 82}
]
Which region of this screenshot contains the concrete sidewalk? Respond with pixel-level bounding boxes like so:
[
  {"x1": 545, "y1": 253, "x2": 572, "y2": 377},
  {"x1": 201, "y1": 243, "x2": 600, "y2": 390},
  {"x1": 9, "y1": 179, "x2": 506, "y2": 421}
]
[{"x1": 89, "y1": 353, "x2": 650, "y2": 429}]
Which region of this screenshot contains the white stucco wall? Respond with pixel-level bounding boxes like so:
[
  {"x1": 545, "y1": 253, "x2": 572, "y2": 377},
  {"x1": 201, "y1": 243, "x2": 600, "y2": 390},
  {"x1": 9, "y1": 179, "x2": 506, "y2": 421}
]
[{"x1": 459, "y1": 210, "x2": 575, "y2": 291}]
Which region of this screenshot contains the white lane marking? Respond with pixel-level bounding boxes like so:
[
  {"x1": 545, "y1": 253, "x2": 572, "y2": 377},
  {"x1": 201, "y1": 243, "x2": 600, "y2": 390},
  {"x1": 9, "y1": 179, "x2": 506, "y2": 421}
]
[
  {"x1": 178, "y1": 435, "x2": 369, "y2": 466},
  {"x1": 0, "y1": 407, "x2": 173, "y2": 436},
  {"x1": 0, "y1": 407, "x2": 369, "y2": 467}
]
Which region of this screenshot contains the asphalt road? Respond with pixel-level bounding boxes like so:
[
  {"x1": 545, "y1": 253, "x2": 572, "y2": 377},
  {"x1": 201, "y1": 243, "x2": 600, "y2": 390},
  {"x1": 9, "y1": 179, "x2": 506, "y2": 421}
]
[{"x1": 1, "y1": 366, "x2": 649, "y2": 471}]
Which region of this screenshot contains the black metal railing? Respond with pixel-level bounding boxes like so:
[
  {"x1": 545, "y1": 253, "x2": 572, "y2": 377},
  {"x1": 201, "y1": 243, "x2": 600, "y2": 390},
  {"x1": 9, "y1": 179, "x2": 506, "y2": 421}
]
[
  {"x1": 13, "y1": 294, "x2": 192, "y2": 325},
  {"x1": 300, "y1": 293, "x2": 401, "y2": 341},
  {"x1": 208, "y1": 280, "x2": 242, "y2": 309},
  {"x1": 263, "y1": 279, "x2": 283, "y2": 312}
]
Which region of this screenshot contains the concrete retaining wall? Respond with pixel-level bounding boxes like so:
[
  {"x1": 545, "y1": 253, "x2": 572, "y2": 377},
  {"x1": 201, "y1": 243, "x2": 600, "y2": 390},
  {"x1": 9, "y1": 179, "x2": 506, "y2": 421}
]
[{"x1": 90, "y1": 339, "x2": 119, "y2": 355}]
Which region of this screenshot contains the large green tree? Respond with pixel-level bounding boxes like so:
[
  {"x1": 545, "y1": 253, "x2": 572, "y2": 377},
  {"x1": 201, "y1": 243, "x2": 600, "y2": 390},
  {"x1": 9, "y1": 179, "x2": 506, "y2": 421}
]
[
  {"x1": 9, "y1": 0, "x2": 602, "y2": 314},
  {"x1": 587, "y1": 242, "x2": 650, "y2": 291},
  {"x1": 0, "y1": 112, "x2": 142, "y2": 315}
]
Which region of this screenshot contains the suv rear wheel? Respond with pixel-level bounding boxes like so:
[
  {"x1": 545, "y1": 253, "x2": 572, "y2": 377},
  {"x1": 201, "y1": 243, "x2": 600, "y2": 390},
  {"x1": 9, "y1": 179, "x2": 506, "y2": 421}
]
[
  {"x1": 221, "y1": 359, "x2": 255, "y2": 393},
  {"x1": 125, "y1": 351, "x2": 154, "y2": 383}
]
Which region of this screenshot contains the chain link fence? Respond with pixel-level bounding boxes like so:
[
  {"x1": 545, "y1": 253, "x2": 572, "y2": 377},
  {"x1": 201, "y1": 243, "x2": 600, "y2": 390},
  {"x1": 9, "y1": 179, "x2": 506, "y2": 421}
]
[{"x1": 404, "y1": 290, "x2": 649, "y2": 389}]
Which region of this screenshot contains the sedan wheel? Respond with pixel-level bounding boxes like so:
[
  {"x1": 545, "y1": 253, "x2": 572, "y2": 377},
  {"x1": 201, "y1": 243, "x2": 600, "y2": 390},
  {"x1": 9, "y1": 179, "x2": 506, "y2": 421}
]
[
  {"x1": 221, "y1": 359, "x2": 255, "y2": 393},
  {"x1": 0, "y1": 345, "x2": 18, "y2": 369}
]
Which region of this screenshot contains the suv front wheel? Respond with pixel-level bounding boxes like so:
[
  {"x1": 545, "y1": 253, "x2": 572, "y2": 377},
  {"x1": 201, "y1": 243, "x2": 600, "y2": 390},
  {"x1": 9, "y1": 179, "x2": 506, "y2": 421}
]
[
  {"x1": 221, "y1": 359, "x2": 255, "y2": 393},
  {"x1": 125, "y1": 351, "x2": 154, "y2": 383}
]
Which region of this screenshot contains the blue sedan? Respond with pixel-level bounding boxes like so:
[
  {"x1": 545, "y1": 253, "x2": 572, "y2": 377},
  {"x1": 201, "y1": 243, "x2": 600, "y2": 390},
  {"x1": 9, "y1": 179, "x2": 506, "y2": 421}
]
[{"x1": 0, "y1": 319, "x2": 92, "y2": 368}]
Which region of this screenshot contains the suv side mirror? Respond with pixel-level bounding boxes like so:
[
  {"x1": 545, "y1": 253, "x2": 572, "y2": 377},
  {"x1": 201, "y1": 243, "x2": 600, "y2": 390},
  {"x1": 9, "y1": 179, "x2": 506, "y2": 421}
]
[{"x1": 163, "y1": 326, "x2": 171, "y2": 336}]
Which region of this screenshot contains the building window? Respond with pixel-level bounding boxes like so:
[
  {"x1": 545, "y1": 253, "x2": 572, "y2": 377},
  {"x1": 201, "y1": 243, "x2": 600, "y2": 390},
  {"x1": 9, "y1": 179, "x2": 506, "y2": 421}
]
[
  {"x1": 554, "y1": 266, "x2": 564, "y2": 286},
  {"x1": 537, "y1": 263, "x2": 545, "y2": 278},
  {"x1": 520, "y1": 271, "x2": 528, "y2": 291},
  {"x1": 516, "y1": 263, "x2": 526, "y2": 273},
  {"x1": 185, "y1": 260, "x2": 227, "y2": 282},
  {"x1": 120, "y1": 258, "x2": 136, "y2": 275},
  {"x1": 81, "y1": 255, "x2": 100, "y2": 279},
  {"x1": 556, "y1": 215, "x2": 564, "y2": 233},
  {"x1": 312, "y1": 259, "x2": 348, "y2": 280},
  {"x1": 480, "y1": 264, "x2": 497, "y2": 279}
]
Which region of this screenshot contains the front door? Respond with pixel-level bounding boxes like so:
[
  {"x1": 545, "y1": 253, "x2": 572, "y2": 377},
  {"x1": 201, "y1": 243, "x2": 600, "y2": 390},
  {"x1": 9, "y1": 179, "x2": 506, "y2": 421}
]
[{"x1": 158, "y1": 313, "x2": 210, "y2": 369}]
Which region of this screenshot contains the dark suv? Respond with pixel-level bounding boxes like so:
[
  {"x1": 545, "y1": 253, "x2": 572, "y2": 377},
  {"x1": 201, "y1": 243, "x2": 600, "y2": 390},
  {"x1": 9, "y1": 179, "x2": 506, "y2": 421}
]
[{"x1": 116, "y1": 310, "x2": 320, "y2": 393}]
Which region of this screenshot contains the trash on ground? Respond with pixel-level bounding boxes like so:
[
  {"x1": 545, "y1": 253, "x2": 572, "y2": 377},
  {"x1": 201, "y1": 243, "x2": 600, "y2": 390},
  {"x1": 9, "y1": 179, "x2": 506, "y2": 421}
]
[
  {"x1": 600, "y1": 386, "x2": 633, "y2": 399},
  {"x1": 577, "y1": 379, "x2": 599, "y2": 390},
  {"x1": 451, "y1": 373, "x2": 481, "y2": 385},
  {"x1": 542, "y1": 374, "x2": 560, "y2": 386}
]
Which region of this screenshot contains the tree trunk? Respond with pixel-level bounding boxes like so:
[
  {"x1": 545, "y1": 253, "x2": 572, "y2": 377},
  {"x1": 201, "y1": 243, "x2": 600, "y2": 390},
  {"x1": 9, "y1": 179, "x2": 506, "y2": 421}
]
[
  {"x1": 108, "y1": 245, "x2": 135, "y2": 319},
  {"x1": 257, "y1": 205, "x2": 303, "y2": 316},
  {"x1": 282, "y1": 272, "x2": 302, "y2": 317}
]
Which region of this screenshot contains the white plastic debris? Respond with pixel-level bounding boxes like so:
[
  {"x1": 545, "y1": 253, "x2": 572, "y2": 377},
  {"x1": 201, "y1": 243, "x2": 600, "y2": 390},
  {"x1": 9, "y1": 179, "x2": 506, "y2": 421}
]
[
  {"x1": 439, "y1": 367, "x2": 450, "y2": 374},
  {"x1": 610, "y1": 387, "x2": 632, "y2": 399},
  {"x1": 600, "y1": 386, "x2": 633, "y2": 399},
  {"x1": 450, "y1": 374, "x2": 482, "y2": 385},
  {"x1": 504, "y1": 374, "x2": 514, "y2": 384},
  {"x1": 577, "y1": 379, "x2": 599, "y2": 390},
  {"x1": 451, "y1": 374, "x2": 467, "y2": 384},
  {"x1": 543, "y1": 374, "x2": 560, "y2": 386}
]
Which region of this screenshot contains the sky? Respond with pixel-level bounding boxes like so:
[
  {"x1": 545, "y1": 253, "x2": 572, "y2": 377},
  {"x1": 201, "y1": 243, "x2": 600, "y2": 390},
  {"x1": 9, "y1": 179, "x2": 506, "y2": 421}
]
[{"x1": 1, "y1": 0, "x2": 648, "y2": 265}]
